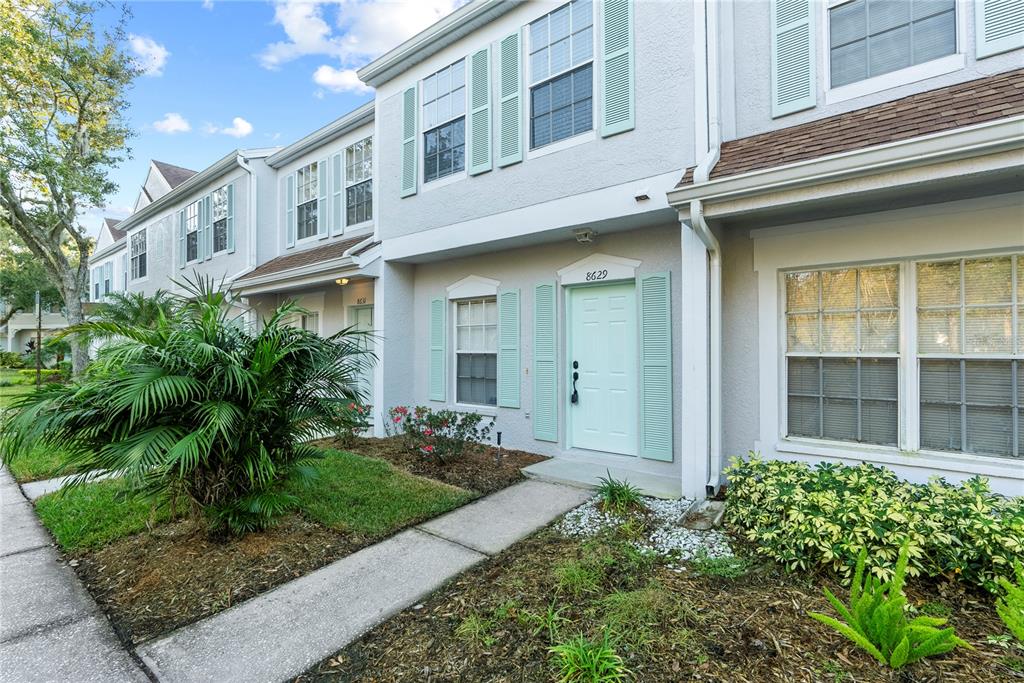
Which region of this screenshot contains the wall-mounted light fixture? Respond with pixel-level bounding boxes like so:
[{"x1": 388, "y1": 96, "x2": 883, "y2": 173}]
[
  {"x1": 634, "y1": 189, "x2": 650, "y2": 201},
  {"x1": 335, "y1": 278, "x2": 350, "y2": 285}
]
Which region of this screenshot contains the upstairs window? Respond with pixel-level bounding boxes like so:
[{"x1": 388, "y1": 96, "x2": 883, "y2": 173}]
[
  {"x1": 829, "y1": 0, "x2": 956, "y2": 88},
  {"x1": 130, "y1": 230, "x2": 147, "y2": 280},
  {"x1": 212, "y1": 186, "x2": 229, "y2": 254},
  {"x1": 296, "y1": 162, "x2": 319, "y2": 240},
  {"x1": 528, "y1": 0, "x2": 594, "y2": 149},
  {"x1": 346, "y1": 136, "x2": 373, "y2": 225},
  {"x1": 422, "y1": 59, "x2": 466, "y2": 183},
  {"x1": 185, "y1": 200, "x2": 200, "y2": 263},
  {"x1": 103, "y1": 263, "x2": 111, "y2": 295},
  {"x1": 92, "y1": 268, "x2": 101, "y2": 301}
]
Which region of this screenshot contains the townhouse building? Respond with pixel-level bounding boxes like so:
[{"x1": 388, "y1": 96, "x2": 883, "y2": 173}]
[{"x1": 90, "y1": 0, "x2": 1023, "y2": 499}]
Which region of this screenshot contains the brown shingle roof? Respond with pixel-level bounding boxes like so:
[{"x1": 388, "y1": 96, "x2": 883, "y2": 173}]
[
  {"x1": 235, "y1": 236, "x2": 374, "y2": 282},
  {"x1": 104, "y1": 217, "x2": 126, "y2": 241},
  {"x1": 152, "y1": 160, "x2": 198, "y2": 189},
  {"x1": 678, "y1": 69, "x2": 1024, "y2": 187}
]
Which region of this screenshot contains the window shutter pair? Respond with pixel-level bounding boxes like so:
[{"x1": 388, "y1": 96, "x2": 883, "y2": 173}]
[
  {"x1": 770, "y1": 0, "x2": 816, "y2": 117},
  {"x1": 533, "y1": 282, "x2": 558, "y2": 442},
  {"x1": 601, "y1": 0, "x2": 636, "y2": 136},
  {"x1": 285, "y1": 174, "x2": 296, "y2": 248},
  {"x1": 400, "y1": 87, "x2": 418, "y2": 197},
  {"x1": 317, "y1": 158, "x2": 329, "y2": 239},
  {"x1": 331, "y1": 153, "x2": 343, "y2": 234},
  {"x1": 976, "y1": 0, "x2": 1024, "y2": 57},
  {"x1": 226, "y1": 183, "x2": 235, "y2": 254},
  {"x1": 177, "y1": 210, "x2": 186, "y2": 269},
  {"x1": 468, "y1": 47, "x2": 492, "y2": 176}
]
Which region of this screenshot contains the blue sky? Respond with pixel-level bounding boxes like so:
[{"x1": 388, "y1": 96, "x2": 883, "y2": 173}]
[{"x1": 89, "y1": 0, "x2": 462, "y2": 238}]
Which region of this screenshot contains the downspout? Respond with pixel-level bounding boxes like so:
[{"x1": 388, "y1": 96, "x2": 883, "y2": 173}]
[
  {"x1": 691, "y1": 0, "x2": 723, "y2": 497},
  {"x1": 226, "y1": 153, "x2": 259, "y2": 284}
]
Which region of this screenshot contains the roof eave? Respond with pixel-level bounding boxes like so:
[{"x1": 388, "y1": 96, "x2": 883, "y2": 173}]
[{"x1": 267, "y1": 103, "x2": 375, "y2": 168}]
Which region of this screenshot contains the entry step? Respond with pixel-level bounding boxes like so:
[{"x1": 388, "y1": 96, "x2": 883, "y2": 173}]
[{"x1": 521, "y1": 459, "x2": 682, "y2": 499}]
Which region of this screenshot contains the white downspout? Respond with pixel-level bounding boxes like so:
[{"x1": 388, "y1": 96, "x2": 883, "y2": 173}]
[{"x1": 226, "y1": 153, "x2": 259, "y2": 283}]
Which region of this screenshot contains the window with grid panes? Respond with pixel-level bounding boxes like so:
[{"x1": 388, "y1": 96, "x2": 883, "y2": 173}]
[
  {"x1": 422, "y1": 60, "x2": 466, "y2": 183},
  {"x1": 455, "y1": 297, "x2": 497, "y2": 406},
  {"x1": 130, "y1": 230, "x2": 147, "y2": 280},
  {"x1": 212, "y1": 186, "x2": 228, "y2": 253},
  {"x1": 529, "y1": 0, "x2": 593, "y2": 149},
  {"x1": 345, "y1": 137, "x2": 372, "y2": 225},
  {"x1": 296, "y1": 162, "x2": 319, "y2": 239},
  {"x1": 917, "y1": 255, "x2": 1023, "y2": 458},
  {"x1": 185, "y1": 200, "x2": 200, "y2": 262},
  {"x1": 786, "y1": 265, "x2": 900, "y2": 445}
]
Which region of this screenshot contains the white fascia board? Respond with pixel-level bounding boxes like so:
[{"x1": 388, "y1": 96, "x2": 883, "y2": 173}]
[
  {"x1": 666, "y1": 116, "x2": 1024, "y2": 208},
  {"x1": 232, "y1": 257, "x2": 359, "y2": 294},
  {"x1": 266, "y1": 103, "x2": 375, "y2": 168},
  {"x1": 88, "y1": 238, "x2": 127, "y2": 265}
]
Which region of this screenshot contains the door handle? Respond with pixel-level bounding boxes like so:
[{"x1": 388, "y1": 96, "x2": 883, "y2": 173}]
[{"x1": 570, "y1": 361, "x2": 579, "y2": 404}]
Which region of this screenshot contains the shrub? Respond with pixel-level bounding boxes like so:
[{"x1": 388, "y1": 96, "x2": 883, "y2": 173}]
[
  {"x1": 549, "y1": 632, "x2": 629, "y2": 683},
  {"x1": 0, "y1": 277, "x2": 373, "y2": 536},
  {"x1": 997, "y1": 560, "x2": 1024, "y2": 643},
  {"x1": 595, "y1": 473, "x2": 644, "y2": 515},
  {"x1": 808, "y1": 542, "x2": 968, "y2": 668},
  {"x1": 0, "y1": 351, "x2": 25, "y2": 368},
  {"x1": 725, "y1": 455, "x2": 1024, "y2": 592},
  {"x1": 16, "y1": 368, "x2": 63, "y2": 383},
  {"x1": 386, "y1": 405, "x2": 494, "y2": 463},
  {"x1": 332, "y1": 401, "x2": 371, "y2": 447}
]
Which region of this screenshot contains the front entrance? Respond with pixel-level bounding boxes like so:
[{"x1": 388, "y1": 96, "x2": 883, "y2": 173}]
[
  {"x1": 568, "y1": 282, "x2": 639, "y2": 456},
  {"x1": 350, "y1": 305, "x2": 374, "y2": 406}
]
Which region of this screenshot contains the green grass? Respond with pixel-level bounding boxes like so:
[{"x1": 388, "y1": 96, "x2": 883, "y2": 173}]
[
  {"x1": 35, "y1": 479, "x2": 174, "y2": 551},
  {"x1": 5, "y1": 443, "x2": 77, "y2": 483},
  {"x1": 286, "y1": 449, "x2": 474, "y2": 537},
  {"x1": 0, "y1": 370, "x2": 36, "y2": 409}
]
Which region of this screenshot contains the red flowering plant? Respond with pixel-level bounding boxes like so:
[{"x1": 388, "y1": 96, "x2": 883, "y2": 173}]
[
  {"x1": 333, "y1": 401, "x2": 372, "y2": 447},
  {"x1": 385, "y1": 405, "x2": 494, "y2": 464}
]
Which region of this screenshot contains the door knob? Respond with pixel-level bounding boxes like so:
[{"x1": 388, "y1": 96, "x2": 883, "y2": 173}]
[{"x1": 571, "y1": 365, "x2": 579, "y2": 404}]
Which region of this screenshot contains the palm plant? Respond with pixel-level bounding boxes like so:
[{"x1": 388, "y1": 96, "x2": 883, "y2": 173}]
[
  {"x1": 1, "y1": 276, "x2": 373, "y2": 535},
  {"x1": 92, "y1": 289, "x2": 177, "y2": 328}
]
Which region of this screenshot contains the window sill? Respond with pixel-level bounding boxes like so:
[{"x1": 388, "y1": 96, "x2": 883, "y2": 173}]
[
  {"x1": 526, "y1": 129, "x2": 596, "y2": 160},
  {"x1": 422, "y1": 170, "x2": 467, "y2": 193},
  {"x1": 344, "y1": 219, "x2": 373, "y2": 233},
  {"x1": 295, "y1": 234, "x2": 320, "y2": 247},
  {"x1": 825, "y1": 53, "x2": 966, "y2": 105},
  {"x1": 774, "y1": 437, "x2": 1024, "y2": 479},
  {"x1": 453, "y1": 402, "x2": 498, "y2": 417}
]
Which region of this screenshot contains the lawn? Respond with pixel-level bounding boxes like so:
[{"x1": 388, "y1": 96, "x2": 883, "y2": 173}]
[
  {"x1": 4, "y1": 443, "x2": 77, "y2": 482},
  {"x1": 0, "y1": 369, "x2": 36, "y2": 410}
]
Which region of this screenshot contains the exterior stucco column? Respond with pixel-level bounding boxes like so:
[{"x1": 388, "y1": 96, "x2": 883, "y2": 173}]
[
  {"x1": 678, "y1": 218, "x2": 711, "y2": 499},
  {"x1": 373, "y1": 261, "x2": 416, "y2": 436}
]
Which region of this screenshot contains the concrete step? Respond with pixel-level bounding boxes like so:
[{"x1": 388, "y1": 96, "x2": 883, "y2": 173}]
[{"x1": 521, "y1": 458, "x2": 682, "y2": 499}]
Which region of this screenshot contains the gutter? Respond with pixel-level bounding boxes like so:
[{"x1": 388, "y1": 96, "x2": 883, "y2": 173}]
[
  {"x1": 88, "y1": 237, "x2": 126, "y2": 263},
  {"x1": 266, "y1": 103, "x2": 375, "y2": 168}
]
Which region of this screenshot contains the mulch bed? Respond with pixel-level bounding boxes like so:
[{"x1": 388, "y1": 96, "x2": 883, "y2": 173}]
[
  {"x1": 316, "y1": 436, "x2": 547, "y2": 495},
  {"x1": 296, "y1": 530, "x2": 1020, "y2": 682}
]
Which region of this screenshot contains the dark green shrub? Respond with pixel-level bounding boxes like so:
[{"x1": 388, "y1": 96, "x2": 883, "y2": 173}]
[{"x1": 0, "y1": 351, "x2": 24, "y2": 368}]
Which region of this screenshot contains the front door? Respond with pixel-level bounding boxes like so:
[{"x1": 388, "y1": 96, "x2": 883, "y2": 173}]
[
  {"x1": 568, "y1": 282, "x2": 638, "y2": 456},
  {"x1": 350, "y1": 305, "x2": 374, "y2": 406}
]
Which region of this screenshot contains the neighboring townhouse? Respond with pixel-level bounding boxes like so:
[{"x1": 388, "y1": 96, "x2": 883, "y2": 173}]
[
  {"x1": 358, "y1": 0, "x2": 695, "y2": 496},
  {"x1": 88, "y1": 217, "x2": 128, "y2": 303},
  {"x1": 668, "y1": 0, "x2": 1024, "y2": 496},
  {"x1": 1, "y1": 305, "x2": 68, "y2": 355}
]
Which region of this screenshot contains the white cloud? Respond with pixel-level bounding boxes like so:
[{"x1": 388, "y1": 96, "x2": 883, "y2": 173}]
[
  {"x1": 205, "y1": 117, "x2": 254, "y2": 138},
  {"x1": 202, "y1": 0, "x2": 214, "y2": 9},
  {"x1": 128, "y1": 34, "x2": 170, "y2": 76},
  {"x1": 313, "y1": 64, "x2": 371, "y2": 94},
  {"x1": 259, "y1": 1, "x2": 343, "y2": 70},
  {"x1": 152, "y1": 112, "x2": 191, "y2": 134}
]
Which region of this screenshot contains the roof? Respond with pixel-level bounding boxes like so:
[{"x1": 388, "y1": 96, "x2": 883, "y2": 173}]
[
  {"x1": 103, "y1": 217, "x2": 125, "y2": 241},
  {"x1": 235, "y1": 236, "x2": 377, "y2": 282},
  {"x1": 678, "y1": 68, "x2": 1024, "y2": 187},
  {"x1": 267, "y1": 103, "x2": 374, "y2": 168},
  {"x1": 152, "y1": 160, "x2": 198, "y2": 189}
]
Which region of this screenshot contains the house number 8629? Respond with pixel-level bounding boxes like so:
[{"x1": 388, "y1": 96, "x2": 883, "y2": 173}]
[{"x1": 585, "y1": 269, "x2": 608, "y2": 281}]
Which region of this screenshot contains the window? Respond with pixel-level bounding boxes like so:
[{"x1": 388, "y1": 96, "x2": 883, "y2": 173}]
[
  {"x1": 103, "y1": 265, "x2": 111, "y2": 296},
  {"x1": 296, "y1": 162, "x2": 319, "y2": 240},
  {"x1": 92, "y1": 268, "x2": 100, "y2": 301},
  {"x1": 829, "y1": 0, "x2": 956, "y2": 88},
  {"x1": 455, "y1": 297, "x2": 497, "y2": 406},
  {"x1": 529, "y1": 0, "x2": 594, "y2": 149},
  {"x1": 130, "y1": 230, "x2": 147, "y2": 280},
  {"x1": 300, "y1": 312, "x2": 320, "y2": 334},
  {"x1": 212, "y1": 186, "x2": 228, "y2": 253},
  {"x1": 422, "y1": 59, "x2": 466, "y2": 182},
  {"x1": 185, "y1": 200, "x2": 200, "y2": 263},
  {"x1": 345, "y1": 137, "x2": 372, "y2": 225},
  {"x1": 917, "y1": 256, "x2": 1022, "y2": 458},
  {"x1": 785, "y1": 266, "x2": 899, "y2": 446}
]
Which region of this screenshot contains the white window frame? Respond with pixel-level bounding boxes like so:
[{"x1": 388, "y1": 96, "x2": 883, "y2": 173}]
[
  {"x1": 211, "y1": 185, "x2": 229, "y2": 255},
  {"x1": 451, "y1": 295, "x2": 499, "y2": 411},
  {"x1": 129, "y1": 229, "x2": 148, "y2": 282},
  {"x1": 821, "y1": 0, "x2": 967, "y2": 105},
  {"x1": 420, "y1": 58, "x2": 468, "y2": 187},
  {"x1": 185, "y1": 199, "x2": 201, "y2": 264},
  {"x1": 524, "y1": 0, "x2": 598, "y2": 155},
  {"x1": 295, "y1": 161, "x2": 319, "y2": 243},
  {"x1": 345, "y1": 136, "x2": 373, "y2": 228}
]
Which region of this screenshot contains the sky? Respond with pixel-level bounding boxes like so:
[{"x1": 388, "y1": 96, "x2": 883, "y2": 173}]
[{"x1": 87, "y1": 0, "x2": 465, "y2": 238}]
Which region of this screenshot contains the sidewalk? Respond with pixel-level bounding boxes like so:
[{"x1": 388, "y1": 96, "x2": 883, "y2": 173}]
[
  {"x1": 0, "y1": 469, "x2": 148, "y2": 683},
  {"x1": 137, "y1": 479, "x2": 592, "y2": 683}
]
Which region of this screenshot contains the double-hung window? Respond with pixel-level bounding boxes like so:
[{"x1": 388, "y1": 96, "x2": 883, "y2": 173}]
[
  {"x1": 212, "y1": 186, "x2": 229, "y2": 254},
  {"x1": 829, "y1": 0, "x2": 956, "y2": 88},
  {"x1": 103, "y1": 264, "x2": 111, "y2": 296},
  {"x1": 786, "y1": 265, "x2": 900, "y2": 446},
  {"x1": 917, "y1": 256, "x2": 1023, "y2": 458},
  {"x1": 93, "y1": 268, "x2": 101, "y2": 301},
  {"x1": 185, "y1": 200, "x2": 200, "y2": 263},
  {"x1": 345, "y1": 137, "x2": 372, "y2": 225},
  {"x1": 130, "y1": 230, "x2": 147, "y2": 280},
  {"x1": 455, "y1": 297, "x2": 498, "y2": 406},
  {"x1": 423, "y1": 59, "x2": 466, "y2": 183},
  {"x1": 528, "y1": 0, "x2": 594, "y2": 149},
  {"x1": 296, "y1": 162, "x2": 319, "y2": 240}
]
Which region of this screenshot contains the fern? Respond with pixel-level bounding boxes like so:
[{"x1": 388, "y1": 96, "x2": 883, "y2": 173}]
[
  {"x1": 997, "y1": 560, "x2": 1024, "y2": 643},
  {"x1": 808, "y1": 540, "x2": 968, "y2": 668}
]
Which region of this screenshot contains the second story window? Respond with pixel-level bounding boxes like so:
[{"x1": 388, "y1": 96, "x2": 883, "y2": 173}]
[
  {"x1": 529, "y1": 0, "x2": 594, "y2": 149},
  {"x1": 346, "y1": 137, "x2": 373, "y2": 225},
  {"x1": 103, "y1": 262, "x2": 111, "y2": 296},
  {"x1": 422, "y1": 59, "x2": 466, "y2": 183},
  {"x1": 185, "y1": 200, "x2": 200, "y2": 263},
  {"x1": 130, "y1": 230, "x2": 147, "y2": 280},
  {"x1": 829, "y1": 0, "x2": 956, "y2": 88},
  {"x1": 92, "y1": 268, "x2": 101, "y2": 301},
  {"x1": 296, "y1": 162, "x2": 319, "y2": 240},
  {"x1": 212, "y1": 186, "x2": 229, "y2": 253}
]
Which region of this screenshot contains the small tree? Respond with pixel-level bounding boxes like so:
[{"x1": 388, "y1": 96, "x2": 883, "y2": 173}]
[{"x1": 0, "y1": 224, "x2": 64, "y2": 327}]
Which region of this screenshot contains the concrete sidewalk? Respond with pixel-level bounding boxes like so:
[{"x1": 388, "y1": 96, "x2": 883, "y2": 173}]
[
  {"x1": 0, "y1": 469, "x2": 148, "y2": 683},
  {"x1": 137, "y1": 479, "x2": 592, "y2": 683}
]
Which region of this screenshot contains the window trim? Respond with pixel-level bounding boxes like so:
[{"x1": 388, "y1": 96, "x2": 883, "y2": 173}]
[
  {"x1": 821, "y1": 0, "x2": 966, "y2": 104},
  {"x1": 185, "y1": 199, "x2": 201, "y2": 264},
  {"x1": 420, "y1": 59, "x2": 468, "y2": 186},
  {"x1": 129, "y1": 229, "x2": 148, "y2": 283},
  {"x1": 345, "y1": 136, "x2": 373, "y2": 228},
  {"x1": 450, "y1": 295, "x2": 500, "y2": 411},
  {"x1": 211, "y1": 185, "x2": 230, "y2": 256},
  {"x1": 295, "y1": 162, "x2": 320, "y2": 243}
]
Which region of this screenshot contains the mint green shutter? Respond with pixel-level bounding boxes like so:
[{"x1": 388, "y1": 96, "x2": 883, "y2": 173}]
[
  {"x1": 976, "y1": 0, "x2": 1024, "y2": 57},
  {"x1": 400, "y1": 86, "x2": 418, "y2": 197},
  {"x1": 120, "y1": 253, "x2": 127, "y2": 290},
  {"x1": 770, "y1": 0, "x2": 815, "y2": 117},
  {"x1": 226, "y1": 183, "x2": 235, "y2": 254},
  {"x1": 177, "y1": 210, "x2": 185, "y2": 268},
  {"x1": 429, "y1": 298, "x2": 446, "y2": 401},
  {"x1": 285, "y1": 174, "x2": 295, "y2": 248},
  {"x1": 497, "y1": 288, "x2": 520, "y2": 408},
  {"x1": 533, "y1": 282, "x2": 558, "y2": 442},
  {"x1": 639, "y1": 272, "x2": 673, "y2": 461},
  {"x1": 601, "y1": 0, "x2": 635, "y2": 137},
  {"x1": 317, "y1": 158, "x2": 328, "y2": 239},
  {"x1": 497, "y1": 32, "x2": 522, "y2": 167},
  {"x1": 202, "y1": 194, "x2": 212, "y2": 261},
  {"x1": 468, "y1": 47, "x2": 492, "y2": 175},
  {"x1": 331, "y1": 152, "x2": 343, "y2": 233}
]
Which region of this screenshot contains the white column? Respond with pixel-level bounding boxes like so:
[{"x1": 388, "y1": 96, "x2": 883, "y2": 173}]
[
  {"x1": 679, "y1": 219, "x2": 711, "y2": 499},
  {"x1": 373, "y1": 261, "x2": 416, "y2": 436}
]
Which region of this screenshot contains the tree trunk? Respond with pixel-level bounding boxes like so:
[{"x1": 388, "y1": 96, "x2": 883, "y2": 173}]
[{"x1": 62, "y1": 282, "x2": 88, "y2": 377}]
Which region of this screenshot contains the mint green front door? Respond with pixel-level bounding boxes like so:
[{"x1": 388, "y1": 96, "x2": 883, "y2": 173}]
[
  {"x1": 351, "y1": 305, "x2": 374, "y2": 406},
  {"x1": 568, "y1": 282, "x2": 639, "y2": 456}
]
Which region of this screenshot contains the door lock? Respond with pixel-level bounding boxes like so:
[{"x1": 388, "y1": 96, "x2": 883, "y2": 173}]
[{"x1": 570, "y1": 361, "x2": 579, "y2": 404}]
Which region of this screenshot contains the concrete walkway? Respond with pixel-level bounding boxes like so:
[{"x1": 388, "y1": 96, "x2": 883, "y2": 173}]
[
  {"x1": 137, "y1": 479, "x2": 592, "y2": 683},
  {"x1": 0, "y1": 469, "x2": 148, "y2": 683},
  {"x1": 21, "y1": 471, "x2": 116, "y2": 501}
]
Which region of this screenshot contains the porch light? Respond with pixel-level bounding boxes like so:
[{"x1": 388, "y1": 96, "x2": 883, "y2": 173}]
[{"x1": 335, "y1": 278, "x2": 349, "y2": 285}]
